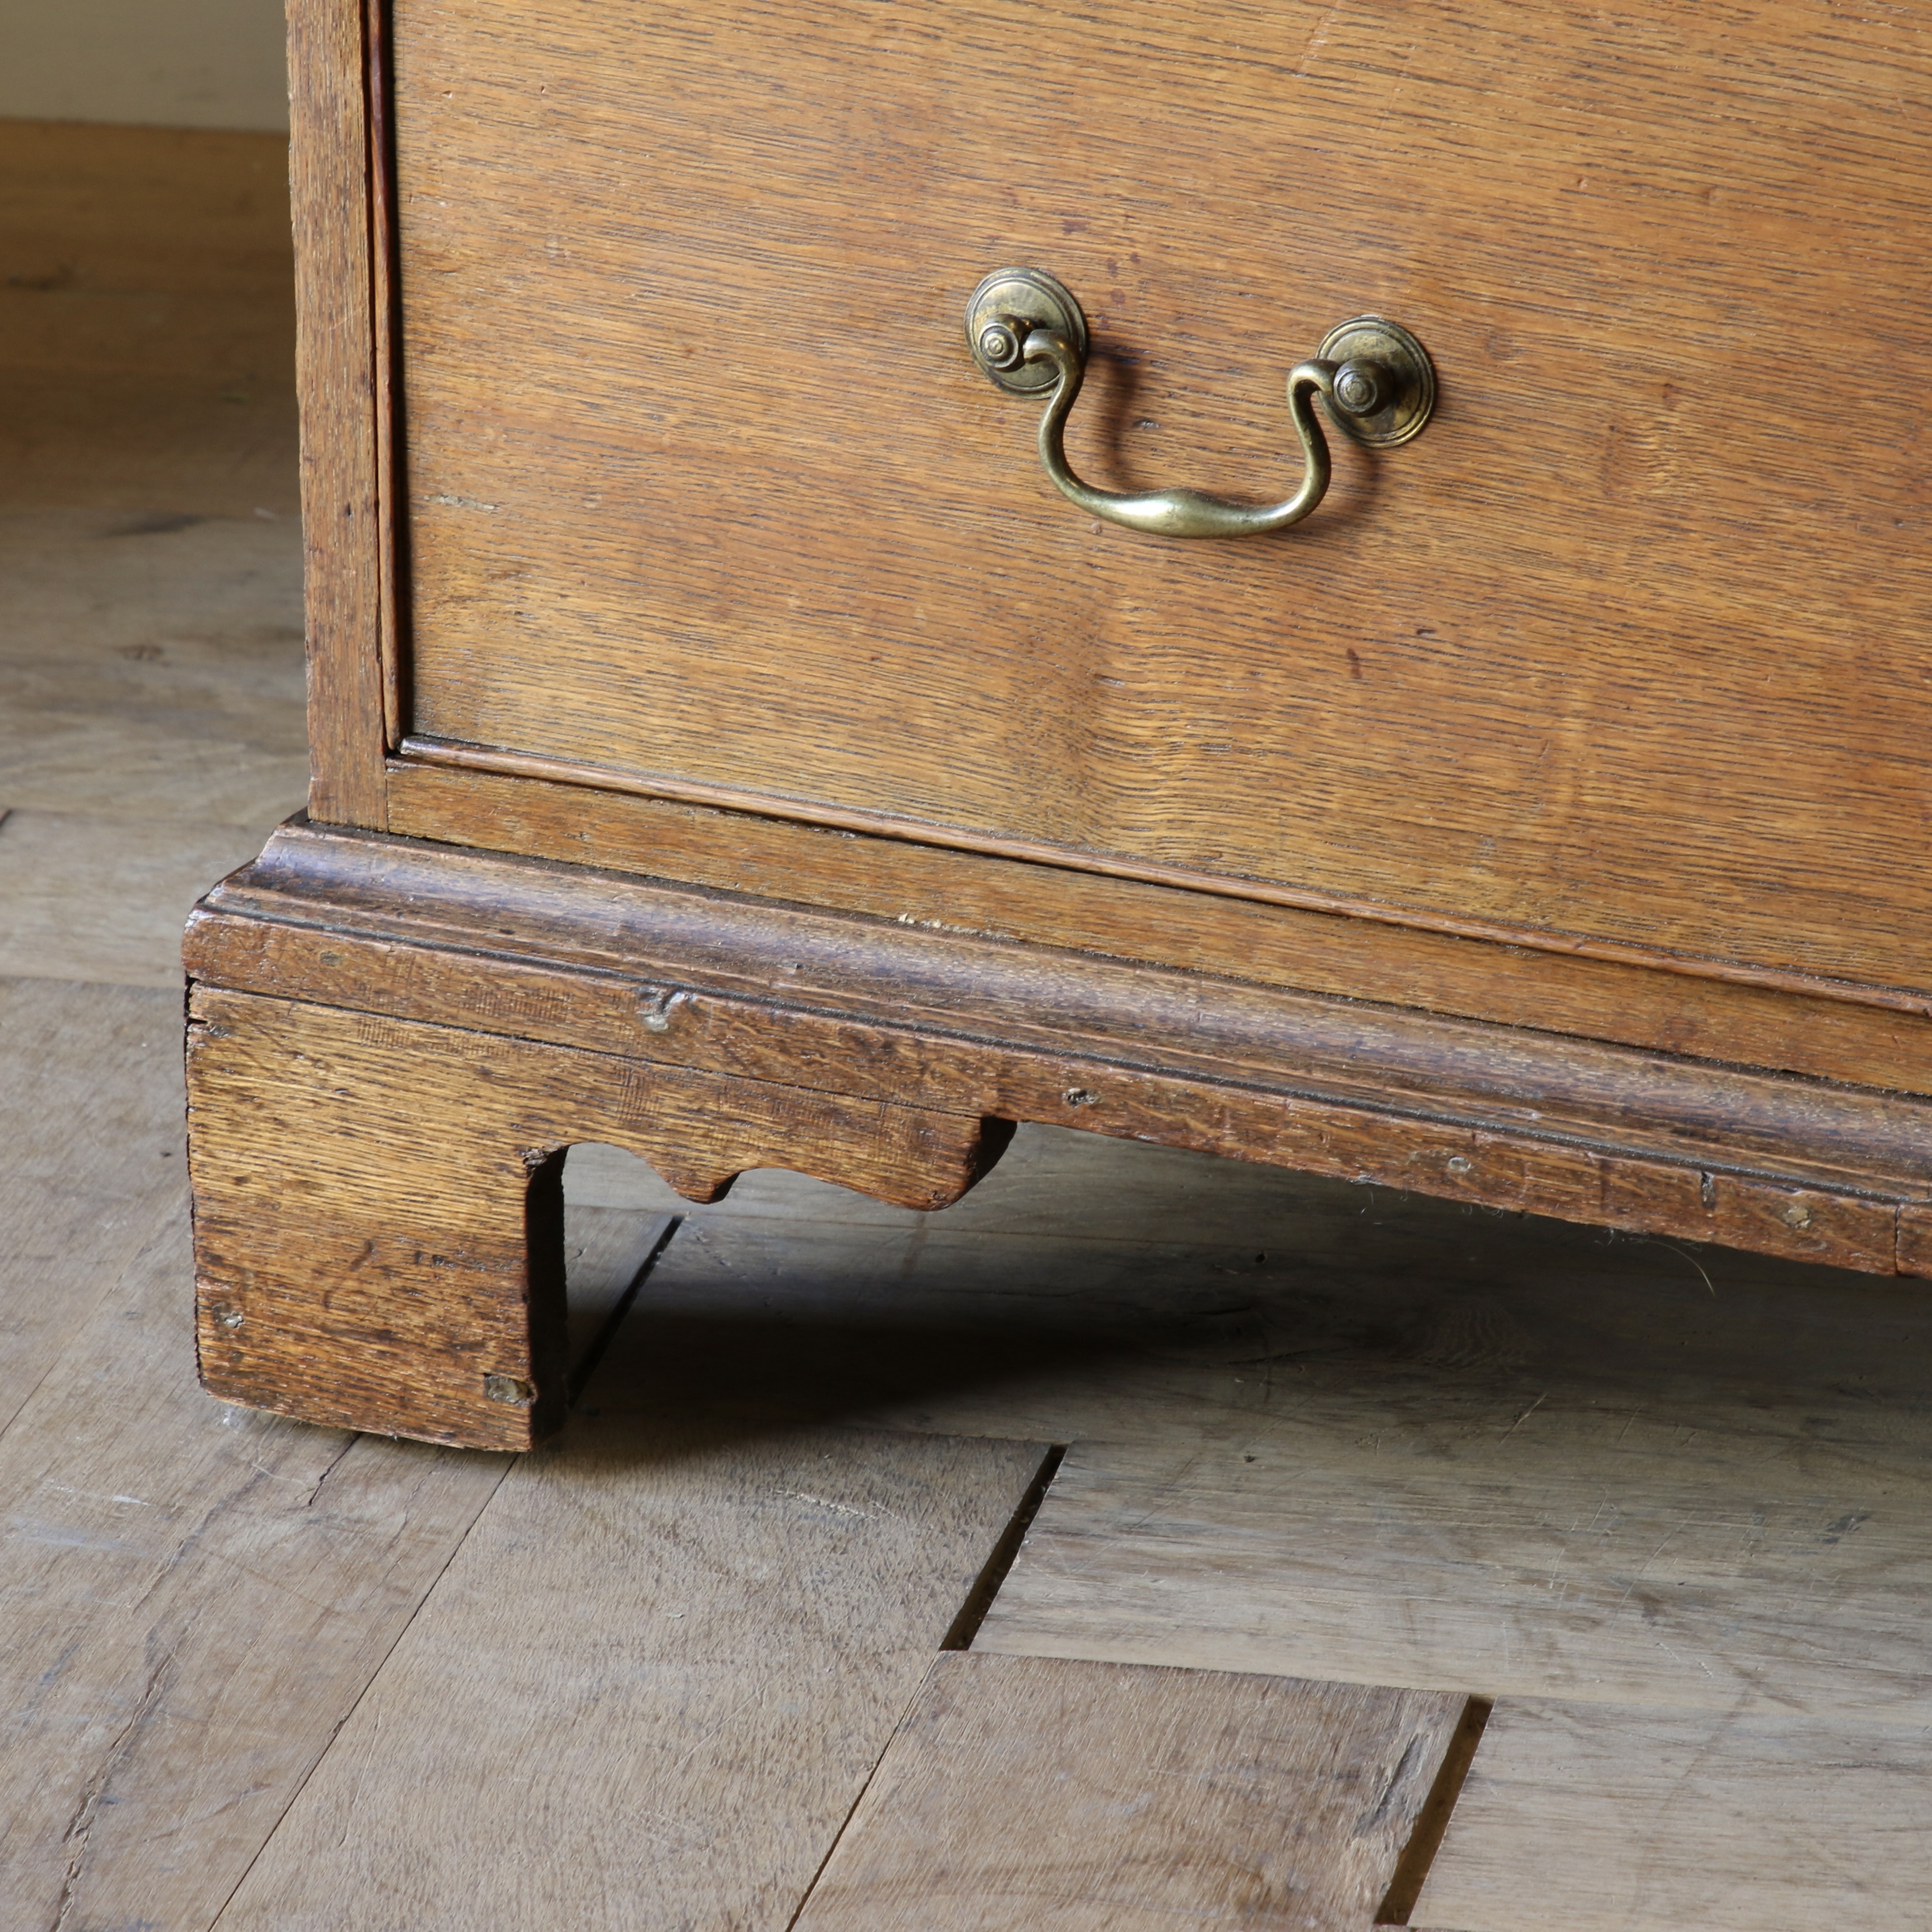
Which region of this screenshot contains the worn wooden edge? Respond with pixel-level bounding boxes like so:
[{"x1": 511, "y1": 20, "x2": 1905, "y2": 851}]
[
  {"x1": 183, "y1": 819, "x2": 1932, "y2": 1280},
  {"x1": 290, "y1": 0, "x2": 388, "y2": 826},
  {"x1": 393, "y1": 735, "x2": 1932, "y2": 1023},
  {"x1": 383, "y1": 761, "x2": 1932, "y2": 1103}
]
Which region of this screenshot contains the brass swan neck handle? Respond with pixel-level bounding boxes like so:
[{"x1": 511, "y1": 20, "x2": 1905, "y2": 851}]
[
  {"x1": 1023, "y1": 328, "x2": 1338, "y2": 538},
  {"x1": 965, "y1": 268, "x2": 1435, "y2": 541}
]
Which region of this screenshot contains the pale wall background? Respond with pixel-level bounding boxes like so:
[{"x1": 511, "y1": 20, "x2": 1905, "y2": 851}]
[{"x1": 0, "y1": 1, "x2": 288, "y2": 132}]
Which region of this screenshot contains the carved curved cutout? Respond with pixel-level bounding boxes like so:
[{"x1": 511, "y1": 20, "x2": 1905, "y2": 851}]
[
  {"x1": 562, "y1": 1117, "x2": 1017, "y2": 1214},
  {"x1": 568, "y1": 1113, "x2": 1015, "y2": 1213}
]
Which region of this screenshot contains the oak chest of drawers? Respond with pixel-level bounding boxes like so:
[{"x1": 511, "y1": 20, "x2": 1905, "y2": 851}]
[{"x1": 185, "y1": 0, "x2": 1932, "y2": 1447}]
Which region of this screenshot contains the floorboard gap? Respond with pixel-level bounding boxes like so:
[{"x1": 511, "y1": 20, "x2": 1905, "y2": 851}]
[
  {"x1": 942, "y1": 1442, "x2": 1067, "y2": 1651},
  {"x1": 1376, "y1": 1695, "x2": 1493, "y2": 1926}
]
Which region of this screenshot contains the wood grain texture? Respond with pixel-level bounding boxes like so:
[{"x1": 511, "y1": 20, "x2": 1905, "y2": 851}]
[
  {"x1": 1413, "y1": 1698, "x2": 1932, "y2": 1932},
  {"x1": 974, "y1": 1422, "x2": 1932, "y2": 1723},
  {"x1": 365, "y1": 0, "x2": 407, "y2": 750},
  {"x1": 793, "y1": 1652, "x2": 1466, "y2": 1932},
  {"x1": 388, "y1": 0, "x2": 1932, "y2": 994},
  {"x1": 407, "y1": 728, "x2": 1932, "y2": 1028},
  {"x1": 213, "y1": 1423, "x2": 1048, "y2": 1930},
  {"x1": 186, "y1": 984, "x2": 1012, "y2": 1447},
  {"x1": 0, "y1": 1198, "x2": 509, "y2": 1929},
  {"x1": 387, "y1": 762, "x2": 1932, "y2": 1097},
  {"x1": 289, "y1": 0, "x2": 387, "y2": 827},
  {"x1": 191, "y1": 821, "x2": 1932, "y2": 1279}
]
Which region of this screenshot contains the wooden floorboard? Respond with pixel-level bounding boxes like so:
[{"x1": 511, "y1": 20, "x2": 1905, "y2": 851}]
[
  {"x1": 0, "y1": 1162, "x2": 683, "y2": 1926},
  {"x1": 0, "y1": 116, "x2": 305, "y2": 989},
  {"x1": 0, "y1": 807, "x2": 279, "y2": 986},
  {"x1": 793, "y1": 1651, "x2": 1466, "y2": 1932},
  {"x1": 585, "y1": 1127, "x2": 1932, "y2": 1464},
  {"x1": 0, "y1": 977, "x2": 191, "y2": 1435},
  {"x1": 971, "y1": 1415, "x2": 1932, "y2": 1720},
  {"x1": 0, "y1": 507, "x2": 308, "y2": 825},
  {"x1": 1413, "y1": 1697, "x2": 1932, "y2": 1932},
  {"x1": 0, "y1": 505, "x2": 307, "y2": 986},
  {"x1": 0, "y1": 1198, "x2": 510, "y2": 1929},
  {"x1": 213, "y1": 1424, "x2": 1049, "y2": 1930},
  {"x1": 585, "y1": 1137, "x2": 1932, "y2": 1928},
  {"x1": 562, "y1": 1202, "x2": 677, "y2": 1385}
]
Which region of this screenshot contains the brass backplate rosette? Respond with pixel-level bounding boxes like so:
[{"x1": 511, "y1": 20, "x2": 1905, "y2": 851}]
[
  {"x1": 1316, "y1": 315, "x2": 1436, "y2": 446},
  {"x1": 966, "y1": 267, "x2": 1089, "y2": 396}
]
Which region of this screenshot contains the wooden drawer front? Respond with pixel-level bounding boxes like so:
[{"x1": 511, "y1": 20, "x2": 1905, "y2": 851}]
[{"x1": 390, "y1": 1, "x2": 1932, "y2": 992}]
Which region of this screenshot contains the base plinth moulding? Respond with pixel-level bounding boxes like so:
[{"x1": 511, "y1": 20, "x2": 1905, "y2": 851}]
[{"x1": 185, "y1": 818, "x2": 1932, "y2": 1450}]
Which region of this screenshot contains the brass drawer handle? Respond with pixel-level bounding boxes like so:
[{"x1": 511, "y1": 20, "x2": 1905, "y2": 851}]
[{"x1": 966, "y1": 268, "x2": 1435, "y2": 540}]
